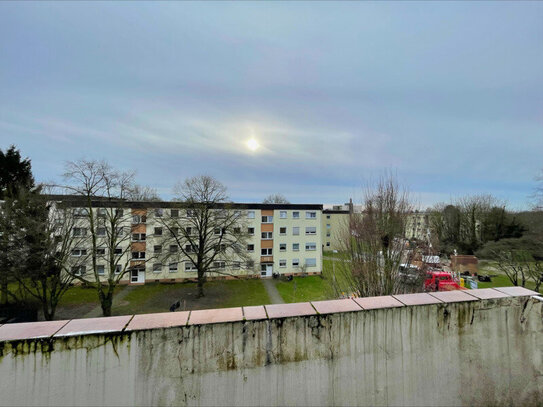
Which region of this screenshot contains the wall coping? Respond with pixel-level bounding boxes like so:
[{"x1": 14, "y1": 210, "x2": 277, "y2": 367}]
[{"x1": 0, "y1": 287, "x2": 539, "y2": 343}]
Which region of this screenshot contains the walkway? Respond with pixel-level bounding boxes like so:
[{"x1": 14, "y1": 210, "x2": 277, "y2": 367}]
[
  {"x1": 83, "y1": 285, "x2": 136, "y2": 318},
  {"x1": 262, "y1": 279, "x2": 284, "y2": 304}
]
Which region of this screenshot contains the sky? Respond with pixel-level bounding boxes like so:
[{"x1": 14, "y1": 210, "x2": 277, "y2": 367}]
[{"x1": 1, "y1": 2, "x2": 542, "y2": 209}]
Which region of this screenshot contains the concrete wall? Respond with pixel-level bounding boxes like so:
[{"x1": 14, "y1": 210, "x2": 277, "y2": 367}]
[{"x1": 0, "y1": 287, "x2": 542, "y2": 406}]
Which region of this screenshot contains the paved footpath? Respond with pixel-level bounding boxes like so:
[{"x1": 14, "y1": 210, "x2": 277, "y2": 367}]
[
  {"x1": 83, "y1": 285, "x2": 136, "y2": 318},
  {"x1": 262, "y1": 279, "x2": 285, "y2": 304}
]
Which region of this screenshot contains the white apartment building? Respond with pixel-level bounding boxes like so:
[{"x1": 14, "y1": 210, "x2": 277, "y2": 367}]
[{"x1": 59, "y1": 198, "x2": 323, "y2": 285}]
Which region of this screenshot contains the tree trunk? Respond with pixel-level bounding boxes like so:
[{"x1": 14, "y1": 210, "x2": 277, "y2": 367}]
[
  {"x1": 99, "y1": 290, "x2": 114, "y2": 317},
  {"x1": 197, "y1": 271, "x2": 205, "y2": 298}
]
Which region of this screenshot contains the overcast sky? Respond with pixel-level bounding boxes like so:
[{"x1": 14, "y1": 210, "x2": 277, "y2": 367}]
[{"x1": 1, "y1": 2, "x2": 542, "y2": 209}]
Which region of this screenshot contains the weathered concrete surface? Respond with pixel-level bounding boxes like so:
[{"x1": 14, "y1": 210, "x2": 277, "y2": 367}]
[{"x1": 0, "y1": 296, "x2": 542, "y2": 406}]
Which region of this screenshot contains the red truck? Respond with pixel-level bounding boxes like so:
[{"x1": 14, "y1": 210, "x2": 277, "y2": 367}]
[{"x1": 424, "y1": 271, "x2": 465, "y2": 291}]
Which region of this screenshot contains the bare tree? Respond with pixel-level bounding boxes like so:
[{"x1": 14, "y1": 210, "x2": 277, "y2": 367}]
[
  {"x1": 126, "y1": 184, "x2": 161, "y2": 201},
  {"x1": 62, "y1": 159, "x2": 153, "y2": 316},
  {"x1": 157, "y1": 175, "x2": 251, "y2": 297},
  {"x1": 330, "y1": 174, "x2": 415, "y2": 297},
  {"x1": 262, "y1": 193, "x2": 290, "y2": 204},
  {"x1": 493, "y1": 249, "x2": 542, "y2": 292}
]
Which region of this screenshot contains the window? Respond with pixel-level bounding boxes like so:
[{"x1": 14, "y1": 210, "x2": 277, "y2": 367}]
[
  {"x1": 261, "y1": 231, "x2": 273, "y2": 239},
  {"x1": 97, "y1": 265, "x2": 105, "y2": 275},
  {"x1": 326, "y1": 215, "x2": 330, "y2": 219},
  {"x1": 185, "y1": 244, "x2": 198, "y2": 253},
  {"x1": 154, "y1": 245, "x2": 162, "y2": 254},
  {"x1": 114, "y1": 265, "x2": 122, "y2": 274},
  {"x1": 71, "y1": 248, "x2": 87, "y2": 257},
  {"x1": 115, "y1": 209, "x2": 124, "y2": 217},
  {"x1": 186, "y1": 209, "x2": 196, "y2": 218},
  {"x1": 262, "y1": 215, "x2": 273, "y2": 223},
  {"x1": 154, "y1": 227, "x2": 163, "y2": 236},
  {"x1": 305, "y1": 258, "x2": 317, "y2": 267},
  {"x1": 116, "y1": 227, "x2": 125, "y2": 236},
  {"x1": 261, "y1": 248, "x2": 273, "y2": 256},
  {"x1": 279, "y1": 259, "x2": 287, "y2": 268},
  {"x1": 170, "y1": 209, "x2": 179, "y2": 218},
  {"x1": 132, "y1": 251, "x2": 145, "y2": 259},
  {"x1": 280, "y1": 211, "x2": 287, "y2": 219},
  {"x1": 114, "y1": 247, "x2": 122, "y2": 255},
  {"x1": 132, "y1": 215, "x2": 146, "y2": 224},
  {"x1": 185, "y1": 262, "x2": 197, "y2": 272},
  {"x1": 170, "y1": 227, "x2": 179, "y2": 237},
  {"x1": 73, "y1": 228, "x2": 87, "y2": 237},
  {"x1": 306, "y1": 211, "x2": 317, "y2": 219},
  {"x1": 97, "y1": 208, "x2": 107, "y2": 217},
  {"x1": 326, "y1": 224, "x2": 331, "y2": 229},
  {"x1": 279, "y1": 243, "x2": 286, "y2": 252},
  {"x1": 169, "y1": 263, "x2": 178, "y2": 273},
  {"x1": 73, "y1": 208, "x2": 88, "y2": 217},
  {"x1": 247, "y1": 244, "x2": 255, "y2": 252},
  {"x1": 213, "y1": 261, "x2": 226, "y2": 269},
  {"x1": 326, "y1": 232, "x2": 331, "y2": 237},
  {"x1": 232, "y1": 261, "x2": 241, "y2": 270},
  {"x1": 132, "y1": 233, "x2": 146, "y2": 242},
  {"x1": 293, "y1": 227, "x2": 300, "y2": 236},
  {"x1": 247, "y1": 260, "x2": 254, "y2": 268},
  {"x1": 96, "y1": 247, "x2": 106, "y2": 255},
  {"x1": 234, "y1": 210, "x2": 241, "y2": 218},
  {"x1": 96, "y1": 227, "x2": 106, "y2": 237},
  {"x1": 292, "y1": 211, "x2": 300, "y2": 219},
  {"x1": 305, "y1": 242, "x2": 316, "y2": 251},
  {"x1": 293, "y1": 243, "x2": 299, "y2": 251},
  {"x1": 247, "y1": 211, "x2": 255, "y2": 219},
  {"x1": 292, "y1": 259, "x2": 299, "y2": 267},
  {"x1": 169, "y1": 245, "x2": 178, "y2": 253},
  {"x1": 71, "y1": 265, "x2": 86, "y2": 275},
  {"x1": 233, "y1": 227, "x2": 241, "y2": 234},
  {"x1": 248, "y1": 227, "x2": 255, "y2": 235},
  {"x1": 305, "y1": 227, "x2": 317, "y2": 235},
  {"x1": 153, "y1": 263, "x2": 162, "y2": 273},
  {"x1": 154, "y1": 208, "x2": 163, "y2": 217},
  {"x1": 326, "y1": 242, "x2": 331, "y2": 247},
  {"x1": 214, "y1": 228, "x2": 223, "y2": 236},
  {"x1": 279, "y1": 227, "x2": 287, "y2": 235}
]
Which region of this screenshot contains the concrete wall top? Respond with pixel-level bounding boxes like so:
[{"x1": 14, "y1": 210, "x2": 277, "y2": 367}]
[{"x1": 0, "y1": 286, "x2": 539, "y2": 343}]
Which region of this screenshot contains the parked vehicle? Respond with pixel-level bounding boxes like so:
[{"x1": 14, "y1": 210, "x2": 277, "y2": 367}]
[{"x1": 424, "y1": 271, "x2": 465, "y2": 291}]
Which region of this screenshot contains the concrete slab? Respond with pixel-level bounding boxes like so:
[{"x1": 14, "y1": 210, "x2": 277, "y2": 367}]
[
  {"x1": 393, "y1": 293, "x2": 442, "y2": 306},
  {"x1": 429, "y1": 290, "x2": 478, "y2": 303},
  {"x1": 311, "y1": 299, "x2": 362, "y2": 314},
  {"x1": 265, "y1": 302, "x2": 316, "y2": 319},
  {"x1": 466, "y1": 288, "x2": 510, "y2": 300},
  {"x1": 0, "y1": 320, "x2": 69, "y2": 341},
  {"x1": 125, "y1": 311, "x2": 190, "y2": 331},
  {"x1": 188, "y1": 307, "x2": 243, "y2": 325},
  {"x1": 354, "y1": 295, "x2": 404, "y2": 310},
  {"x1": 55, "y1": 315, "x2": 133, "y2": 337},
  {"x1": 243, "y1": 306, "x2": 267, "y2": 321},
  {"x1": 494, "y1": 286, "x2": 540, "y2": 297}
]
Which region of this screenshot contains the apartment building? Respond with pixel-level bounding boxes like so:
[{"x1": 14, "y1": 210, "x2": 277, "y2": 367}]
[
  {"x1": 58, "y1": 198, "x2": 323, "y2": 285},
  {"x1": 322, "y1": 202, "x2": 431, "y2": 251}
]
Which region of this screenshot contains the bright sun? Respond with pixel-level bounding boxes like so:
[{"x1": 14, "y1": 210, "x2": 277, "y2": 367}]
[{"x1": 246, "y1": 138, "x2": 259, "y2": 152}]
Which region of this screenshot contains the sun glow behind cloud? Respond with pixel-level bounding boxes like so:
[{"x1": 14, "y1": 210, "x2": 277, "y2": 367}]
[{"x1": 246, "y1": 137, "x2": 259, "y2": 152}]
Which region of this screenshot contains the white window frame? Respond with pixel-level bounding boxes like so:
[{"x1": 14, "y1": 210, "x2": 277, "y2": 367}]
[
  {"x1": 132, "y1": 251, "x2": 145, "y2": 259},
  {"x1": 184, "y1": 262, "x2": 197, "y2": 272},
  {"x1": 262, "y1": 215, "x2": 273, "y2": 223},
  {"x1": 306, "y1": 211, "x2": 317, "y2": 219},
  {"x1": 247, "y1": 244, "x2": 255, "y2": 252},
  {"x1": 292, "y1": 227, "x2": 300, "y2": 236},
  {"x1": 97, "y1": 265, "x2": 105, "y2": 275},
  {"x1": 248, "y1": 227, "x2": 255, "y2": 235},
  {"x1": 279, "y1": 243, "x2": 286, "y2": 252},
  {"x1": 292, "y1": 259, "x2": 299, "y2": 267},
  {"x1": 261, "y1": 231, "x2": 273, "y2": 240},
  {"x1": 292, "y1": 243, "x2": 299, "y2": 251},
  {"x1": 261, "y1": 248, "x2": 273, "y2": 256},
  {"x1": 305, "y1": 227, "x2": 317, "y2": 235},
  {"x1": 292, "y1": 211, "x2": 300, "y2": 219},
  {"x1": 305, "y1": 242, "x2": 317, "y2": 251},
  {"x1": 247, "y1": 210, "x2": 255, "y2": 219},
  {"x1": 279, "y1": 259, "x2": 287, "y2": 268},
  {"x1": 305, "y1": 258, "x2": 317, "y2": 267},
  {"x1": 280, "y1": 211, "x2": 287, "y2": 219},
  {"x1": 279, "y1": 227, "x2": 287, "y2": 235},
  {"x1": 153, "y1": 263, "x2": 162, "y2": 273},
  {"x1": 169, "y1": 263, "x2": 178, "y2": 273}
]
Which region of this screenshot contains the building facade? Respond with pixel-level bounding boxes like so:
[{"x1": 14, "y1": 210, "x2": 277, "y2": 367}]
[{"x1": 58, "y1": 198, "x2": 323, "y2": 285}]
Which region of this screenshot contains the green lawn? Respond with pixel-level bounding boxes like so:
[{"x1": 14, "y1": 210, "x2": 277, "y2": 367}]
[
  {"x1": 275, "y1": 276, "x2": 333, "y2": 303},
  {"x1": 112, "y1": 279, "x2": 271, "y2": 316}
]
